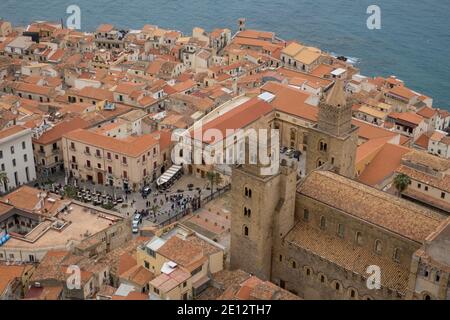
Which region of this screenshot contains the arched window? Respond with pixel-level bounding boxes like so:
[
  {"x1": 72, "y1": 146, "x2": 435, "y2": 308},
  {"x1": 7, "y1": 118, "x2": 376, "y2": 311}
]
[
  {"x1": 319, "y1": 140, "x2": 328, "y2": 152},
  {"x1": 243, "y1": 225, "x2": 249, "y2": 236},
  {"x1": 355, "y1": 232, "x2": 363, "y2": 245},
  {"x1": 319, "y1": 273, "x2": 327, "y2": 284},
  {"x1": 292, "y1": 260, "x2": 296, "y2": 269},
  {"x1": 304, "y1": 267, "x2": 312, "y2": 276},
  {"x1": 290, "y1": 128, "x2": 296, "y2": 141},
  {"x1": 303, "y1": 209, "x2": 309, "y2": 221},
  {"x1": 349, "y1": 288, "x2": 357, "y2": 299},
  {"x1": 393, "y1": 248, "x2": 401, "y2": 262},
  {"x1": 334, "y1": 281, "x2": 340, "y2": 291},
  {"x1": 320, "y1": 216, "x2": 326, "y2": 230},
  {"x1": 244, "y1": 187, "x2": 248, "y2": 197},
  {"x1": 248, "y1": 189, "x2": 252, "y2": 198},
  {"x1": 317, "y1": 159, "x2": 324, "y2": 168},
  {"x1": 374, "y1": 240, "x2": 382, "y2": 254},
  {"x1": 435, "y1": 271, "x2": 441, "y2": 282}
]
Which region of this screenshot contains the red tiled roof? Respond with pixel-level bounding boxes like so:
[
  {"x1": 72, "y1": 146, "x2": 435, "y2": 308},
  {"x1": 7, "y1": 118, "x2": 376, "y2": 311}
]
[
  {"x1": 414, "y1": 133, "x2": 431, "y2": 149},
  {"x1": 389, "y1": 112, "x2": 424, "y2": 126},
  {"x1": 417, "y1": 107, "x2": 437, "y2": 119},
  {"x1": 358, "y1": 143, "x2": 412, "y2": 186},
  {"x1": 388, "y1": 85, "x2": 417, "y2": 100},
  {"x1": 34, "y1": 117, "x2": 89, "y2": 144},
  {"x1": 64, "y1": 129, "x2": 158, "y2": 157},
  {"x1": 191, "y1": 97, "x2": 273, "y2": 144},
  {"x1": 262, "y1": 82, "x2": 317, "y2": 122},
  {"x1": 0, "y1": 125, "x2": 28, "y2": 140}
]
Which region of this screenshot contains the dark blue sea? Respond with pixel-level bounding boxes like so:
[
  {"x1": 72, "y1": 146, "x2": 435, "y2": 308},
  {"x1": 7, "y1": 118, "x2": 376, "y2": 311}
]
[{"x1": 1, "y1": 0, "x2": 449, "y2": 108}]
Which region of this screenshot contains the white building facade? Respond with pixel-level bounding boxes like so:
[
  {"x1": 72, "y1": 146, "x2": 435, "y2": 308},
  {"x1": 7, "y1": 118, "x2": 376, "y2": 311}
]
[{"x1": 0, "y1": 126, "x2": 37, "y2": 193}]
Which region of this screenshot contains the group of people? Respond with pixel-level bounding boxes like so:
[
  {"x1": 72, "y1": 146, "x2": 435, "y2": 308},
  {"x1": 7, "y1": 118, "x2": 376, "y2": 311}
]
[{"x1": 129, "y1": 188, "x2": 201, "y2": 224}]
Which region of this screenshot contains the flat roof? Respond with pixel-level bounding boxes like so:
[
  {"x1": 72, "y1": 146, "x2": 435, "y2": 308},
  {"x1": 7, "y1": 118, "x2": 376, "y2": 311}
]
[
  {"x1": 3, "y1": 203, "x2": 121, "y2": 250},
  {"x1": 331, "y1": 68, "x2": 346, "y2": 76},
  {"x1": 146, "y1": 237, "x2": 166, "y2": 251}
]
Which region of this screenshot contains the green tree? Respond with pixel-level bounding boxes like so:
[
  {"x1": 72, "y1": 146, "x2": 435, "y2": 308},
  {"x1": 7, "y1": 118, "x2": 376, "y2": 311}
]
[
  {"x1": 102, "y1": 202, "x2": 115, "y2": 210},
  {"x1": 206, "y1": 171, "x2": 223, "y2": 196},
  {"x1": 393, "y1": 173, "x2": 411, "y2": 196},
  {"x1": 0, "y1": 171, "x2": 8, "y2": 189},
  {"x1": 63, "y1": 185, "x2": 78, "y2": 199}
]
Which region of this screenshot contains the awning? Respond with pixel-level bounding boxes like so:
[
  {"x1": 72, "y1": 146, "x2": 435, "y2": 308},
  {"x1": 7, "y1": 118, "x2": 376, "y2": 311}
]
[{"x1": 156, "y1": 165, "x2": 182, "y2": 186}]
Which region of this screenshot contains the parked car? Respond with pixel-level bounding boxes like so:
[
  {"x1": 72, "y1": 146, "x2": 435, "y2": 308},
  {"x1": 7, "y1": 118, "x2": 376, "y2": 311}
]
[
  {"x1": 132, "y1": 221, "x2": 139, "y2": 234},
  {"x1": 280, "y1": 146, "x2": 288, "y2": 154},
  {"x1": 142, "y1": 186, "x2": 151, "y2": 196},
  {"x1": 133, "y1": 214, "x2": 142, "y2": 224}
]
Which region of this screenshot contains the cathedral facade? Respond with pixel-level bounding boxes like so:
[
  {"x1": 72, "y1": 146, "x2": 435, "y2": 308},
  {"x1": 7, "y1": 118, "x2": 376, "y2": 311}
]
[{"x1": 229, "y1": 81, "x2": 450, "y2": 300}]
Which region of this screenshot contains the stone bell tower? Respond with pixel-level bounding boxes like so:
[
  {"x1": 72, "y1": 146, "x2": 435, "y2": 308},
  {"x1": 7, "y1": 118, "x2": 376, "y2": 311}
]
[
  {"x1": 305, "y1": 79, "x2": 358, "y2": 178},
  {"x1": 237, "y1": 18, "x2": 246, "y2": 32},
  {"x1": 230, "y1": 133, "x2": 297, "y2": 281}
]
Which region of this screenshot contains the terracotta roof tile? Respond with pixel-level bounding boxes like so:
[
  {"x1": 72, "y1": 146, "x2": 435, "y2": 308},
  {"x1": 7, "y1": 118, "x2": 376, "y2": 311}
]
[
  {"x1": 285, "y1": 223, "x2": 410, "y2": 294},
  {"x1": 0, "y1": 264, "x2": 28, "y2": 295},
  {"x1": 402, "y1": 149, "x2": 450, "y2": 172},
  {"x1": 157, "y1": 236, "x2": 204, "y2": 269},
  {"x1": 388, "y1": 112, "x2": 424, "y2": 126},
  {"x1": 191, "y1": 97, "x2": 273, "y2": 144},
  {"x1": 64, "y1": 129, "x2": 158, "y2": 157},
  {"x1": 358, "y1": 143, "x2": 412, "y2": 186},
  {"x1": 414, "y1": 133, "x2": 431, "y2": 149},
  {"x1": 34, "y1": 117, "x2": 89, "y2": 144},
  {"x1": 0, "y1": 125, "x2": 28, "y2": 140},
  {"x1": 262, "y1": 82, "x2": 317, "y2": 121},
  {"x1": 417, "y1": 107, "x2": 437, "y2": 119},
  {"x1": 298, "y1": 171, "x2": 444, "y2": 242}
]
